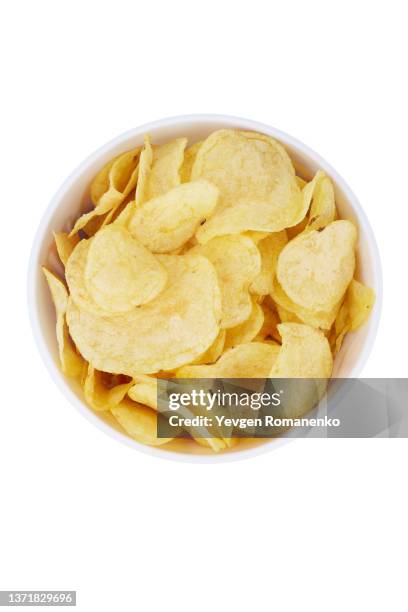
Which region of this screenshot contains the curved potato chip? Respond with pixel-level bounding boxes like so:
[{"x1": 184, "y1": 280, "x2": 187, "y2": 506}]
[
  {"x1": 66, "y1": 239, "x2": 111, "y2": 316},
  {"x1": 90, "y1": 157, "x2": 116, "y2": 205},
  {"x1": 180, "y1": 141, "x2": 202, "y2": 183},
  {"x1": 84, "y1": 364, "x2": 133, "y2": 411},
  {"x1": 277, "y1": 220, "x2": 357, "y2": 312},
  {"x1": 192, "y1": 130, "x2": 304, "y2": 242},
  {"x1": 296, "y1": 176, "x2": 307, "y2": 189},
  {"x1": 111, "y1": 399, "x2": 172, "y2": 446},
  {"x1": 192, "y1": 235, "x2": 261, "y2": 329},
  {"x1": 135, "y1": 135, "x2": 154, "y2": 207},
  {"x1": 85, "y1": 225, "x2": 167, "y2": 312},
  {"x1": 306, "y1": 173, "x2": 336, "y2": 231},
  {"x1": 67, "y1": 253, "x2": 222, "y2": 375},
  {"x1": 270, "y1": 323, "x2": 333, "y2": 378},
  {"x1": 192, "y1": 130, "x2": 296, "y2": 211},
  {"x1": 272, "y1": 280, "x2": 340, "y2": 330},
  {"x1": 143, "y1": 137, "x2": 187, "y2": 203},
  {"x1": 249, "y1": 230, "x2": 288, "y2": 295},
  {"x1": 70, "y1": 148, "x2": 140, "y2": 235},
  {"x1": 347, "y1": 279, "x2": 375, "y2": 332},
  {"x1": 193, "y1": 330, "x2": 226, "y2": 365},
  {"x1": 128, "y1": 375, "x2": 158, "y2": 410},
  {"x1": 128, "y1": 180, "x2": 218, "y2": 253},
  {"x1": 177, "y1": 342, "x2": 280, "y2": 378},
  {"x1": 224, "y1": 300, "x2": 264, "y2": 349},
  {"x1": 42, "y1": 268, "x2": 84, "y2": 377},
  {"x1": 331, "y1": 279, "x2": 375, "y2": 354},
  {"x1": 54, "y1": 231, "x2": 80, "y2": 267}
]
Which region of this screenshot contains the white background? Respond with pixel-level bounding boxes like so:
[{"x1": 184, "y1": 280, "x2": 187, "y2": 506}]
[{"x1": 1, "y1": 1, "x2": 407, "y2": 610}]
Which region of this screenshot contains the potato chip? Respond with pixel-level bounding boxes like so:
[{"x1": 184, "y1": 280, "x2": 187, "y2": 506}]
[
  {"x1": 83, "y1": 364, "x2": 133, "y2": 411},
  {"x1": 42, "y1": 268, "x2": 84, "y2": 377},
  {"x1": 270, "y1": 323, "x2": 333, "y2": 378},
  {"x1": 332, "y1": 279, "x2": 375, "y2": 354},
  {"x1": 70, "y1": 148, "x2": 140, "y2": 235},
  {"x1": 307, "y1": 172, "x2": 336, "y2": 231},
  {"x1": 111, "y1": 399, "x2": 172, "y2": 446},
  {"x1": 177, "y1": 342, "x2": 280, "y2": 378},
  {"x1": 90, "y1": 157, "x2": 117, "y2": 205},
  {"x1": 54, "y1": 231, "x2": 79, "y2": 267},
  {"x1": 192, "y1": 130, "x2": 305, "y2": 242},
  {"x1": 67, "y1": 253, "x2": 222, "y2": 375},
  {"x1": 85, "y1": 225, "x2": 167, "y2": 312},
  {"x1": 135, "y1": 135, "x2": 153, "y2": 207},
  {"x1": 142, "y1": 137, "x2": 187, "y2": 204},
  {"x1": 193, "y1": 330, "x2": 226, "y2": 365},
  {"x1": 347, "y1": 279, "x2": 375, "y2": 331},
  {"x1": 192, "y1": 235, "x2": 260, "y2": 329},
  {"x1": 128, "y1": 180, "x2": 218, "y2": 253},
  {"x1": 296, "y1": 176, "x2": 307, "y2": 189},
  {"x1": 192, "y1": 130, "x2": 295, "y2": 211},
  {"x1": 249, "y1": 231, "x2": 288, "y2": 295},
  {"x1": 128, "y1": 374, "x2": 158, "y2": 410},
  {"x1": 224, "y1": 299, "x2": 264, "y2": 349},
  {"x1": 180, "y1": 141, "x2": 202, "y2": 183},
  {"x1": 277, "y1": 220, "x2": 357, "y2": 312},
  {"x1": 272, "y1": 279, "x2": 340, "y2": 330}
]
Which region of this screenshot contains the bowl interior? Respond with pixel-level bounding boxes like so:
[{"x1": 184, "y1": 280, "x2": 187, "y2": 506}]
[{"x1": 29, "y1": 115, "x2": 382, "y2": 461}]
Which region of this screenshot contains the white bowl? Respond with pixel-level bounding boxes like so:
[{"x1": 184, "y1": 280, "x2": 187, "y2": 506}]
[{"x1": 28, "y1": 114, "x2": 382, "y2": 463}]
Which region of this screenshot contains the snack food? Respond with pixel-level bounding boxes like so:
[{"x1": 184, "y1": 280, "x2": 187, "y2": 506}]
[{"x1": 43, "y1": 128, "x2": 375, "y2": 452}]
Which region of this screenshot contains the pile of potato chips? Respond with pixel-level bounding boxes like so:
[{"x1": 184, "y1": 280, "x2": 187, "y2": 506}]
[{"x1": 43, "y1": 129, "x2": 375, "y2": 452}]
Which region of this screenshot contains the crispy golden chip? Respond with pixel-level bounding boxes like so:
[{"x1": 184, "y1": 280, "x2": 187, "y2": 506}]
[
  {"x1": 111, "y1": 399, "x2": 172, "y2": 446},
  {"x1": 192, "y1": 130, "x2": 305, "y2": 242},
  {"x1": 83, "y1": 364, "x2": 133, "y2": 411},
  {"x1": 224, "y1": 299, "x2": 264, "y2": 349},
  {"x1": 277, "y1": 220, "x2": 357, "y2": 312},
  {"x1": 136, "y1": 138, "x2": 187, "y2": 208},
  {"x1": 296, "y1": 176, "x2": 307, "y2": 189},
  {"x1": 42, "y1": 268, "x2": 84, "y2": 377},
  {"x1": 67, "y1": 253, "x2": 222, "y2": 375},
  {"x1": 128, "y1": 180, "x2": 218, "y2": 253},
  {"x1": 90, "y1": 157, "x2": 117, "y2": 205},
  {"x1": 249, "y1": 231, "x2": 288, "y2": 295},
  {"x1": 192, "y1": 130, "x2": 295, "y2": 212},
  {"x1": 128, "y1": 375, "x2": 158, "y2": 410},
  {"x1": 270, "y1": 323, "x2": 333, "y2": 378},
  {"x1": 135, "y1": 135, "x2": 153, "y2": 207},
  {"x1": 177, "y1": 342, "x2": 280, "y2": 378},
  {"x1": 272, "y1": 279, "x2": 340, "y2": 330},
  {"x1": 54, "y1": 232, "x2": 80, "y2": 267},
  {"x1": 70, "y1": 148, "x2": 140, "y2": 235},
  {"x1": 85, "y1": 225, "x2": 167, "y2": 312},
  {"x1": 307, "y1": 173, "x2": 336, "y2": 231},
  {"x1": 65, "y1": 239, "x2": 109, "y2": 315},
  {"x1": 180, "y1": 141, "x2": 202, "y2": 183},
  {"x1": 332, "y1": 279, "x2": 375, "y2": 354},
  {"x1": 192, "y1": 235, "x2": 260, "y2": 329},
  {"x1": 347, "y1": 279, "x2": 375, "y2": 331},
  {"x1": 193, "y1": 330, "x2": 226, "y2": 365}
]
